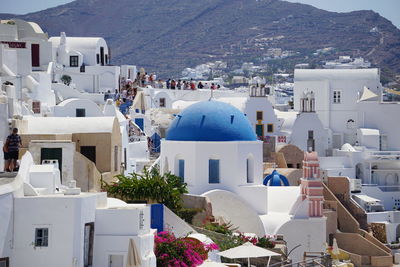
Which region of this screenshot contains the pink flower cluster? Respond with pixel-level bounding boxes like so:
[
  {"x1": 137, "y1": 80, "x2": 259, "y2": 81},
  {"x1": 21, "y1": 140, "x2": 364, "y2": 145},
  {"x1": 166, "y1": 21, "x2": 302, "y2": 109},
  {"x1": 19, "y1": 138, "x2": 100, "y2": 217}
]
[{"x1": 155, "y1": 231, "x2": 219, "y2": 267}]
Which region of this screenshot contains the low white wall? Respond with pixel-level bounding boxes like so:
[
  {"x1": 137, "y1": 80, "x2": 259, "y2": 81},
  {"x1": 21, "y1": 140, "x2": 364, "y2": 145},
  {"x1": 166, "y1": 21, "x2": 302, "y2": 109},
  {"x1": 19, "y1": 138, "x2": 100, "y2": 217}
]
[
  {"x1": 267, "y1": 187, "x2": 300, "y2": 213},
  {"x1": 93, "y1": 234, "x2": 156, "y2": 267},
  {"x1": 202, "y1": 190, "x2": 265, "y2": 236},
  {"x1": 95, "y1": 205, "x2": 150, "y2": 236},
  {"x1": 13, "y1": 194, "x2": 97, "y2": 267},
  {"x1": 163, "y1": 206, "x2": 195, "y2": 238},
  {"x1": 276, "y1": 218, "x2": 326, "y2": 263},
  {"x1": 53, "y1": 98, "x2": 103, "y2": 117}
]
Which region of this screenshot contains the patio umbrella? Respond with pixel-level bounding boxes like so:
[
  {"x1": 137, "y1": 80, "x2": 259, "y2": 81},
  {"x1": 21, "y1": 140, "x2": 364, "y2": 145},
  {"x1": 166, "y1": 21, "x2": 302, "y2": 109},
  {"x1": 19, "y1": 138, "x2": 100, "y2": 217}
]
[
  {"x1": 199, "y1": 260, "x2": 228, "y2": 266},
  {"x1": 126, "y1": 238, "x2": 142, "y2": 267},
  {"x1": 332, "y1": 238, "x2": 340, "y2": 260},
  {"x1": 218, "y1": 242, "x2": 280, "y2": 267}
]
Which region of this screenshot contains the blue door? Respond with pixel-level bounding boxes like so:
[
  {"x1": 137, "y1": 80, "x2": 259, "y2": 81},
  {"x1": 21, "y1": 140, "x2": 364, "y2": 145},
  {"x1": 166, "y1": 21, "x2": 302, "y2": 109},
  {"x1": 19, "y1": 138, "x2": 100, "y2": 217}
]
[
  {"x1": 135, "y1": 118, "x2": 144, "y2": 131},
  {"x1": 151, "y1": 133, "x2": 161, "y2": 153},
  {"x1": 151, "y1": 204, "x2": 164, "y2": 232}
]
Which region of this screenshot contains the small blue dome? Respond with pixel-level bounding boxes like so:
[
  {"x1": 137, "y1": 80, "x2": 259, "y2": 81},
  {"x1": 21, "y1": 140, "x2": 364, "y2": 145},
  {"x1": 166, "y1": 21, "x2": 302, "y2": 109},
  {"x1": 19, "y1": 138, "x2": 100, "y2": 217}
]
[
  {"x1": 166, "y1": 100, "x2": 257, "y2": 142},
  {"x1": 263, "y1": 170, "x2": 289, "y2": 186}
]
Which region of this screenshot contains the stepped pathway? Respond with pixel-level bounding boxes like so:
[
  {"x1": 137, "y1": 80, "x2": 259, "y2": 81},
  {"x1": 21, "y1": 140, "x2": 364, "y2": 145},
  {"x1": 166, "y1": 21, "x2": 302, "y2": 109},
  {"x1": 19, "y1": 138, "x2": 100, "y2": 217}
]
[{"x1": 323, "y1": 181, "x2": 392, "y2": 267}]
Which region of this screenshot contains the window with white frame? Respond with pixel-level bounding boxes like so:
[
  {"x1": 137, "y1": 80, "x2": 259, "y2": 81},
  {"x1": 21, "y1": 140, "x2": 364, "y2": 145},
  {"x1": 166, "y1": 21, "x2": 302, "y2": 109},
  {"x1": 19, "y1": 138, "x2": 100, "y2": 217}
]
[
  {"x1": 333, "y1": 90, "x2": 341, "y2": 104},
  {"x1": 35, "y1": 228, "x2": 48, "y2": 247}
]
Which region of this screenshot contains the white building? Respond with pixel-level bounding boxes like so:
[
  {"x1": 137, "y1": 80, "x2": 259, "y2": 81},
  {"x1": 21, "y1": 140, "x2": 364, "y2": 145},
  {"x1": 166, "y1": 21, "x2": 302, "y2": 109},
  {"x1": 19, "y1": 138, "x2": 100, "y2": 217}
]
[
  {"x1": 289, "y1": 90, "x2": 329, "y2": 156},
  {"x1": 294, "y1": 68, "x2": 382, "y2": 149},
  {"x1": 0, "y1": 19, "x2": 56, "y2": 119},
  {"x1": 323, "y1": 56, "x2": 371, "y2": 69},
  {"x1": 0, "y1": 152, "x2": 156, "y2": 267},
  {"x1": 49, "y1": 32, "x2": 120, "y2": 93}
]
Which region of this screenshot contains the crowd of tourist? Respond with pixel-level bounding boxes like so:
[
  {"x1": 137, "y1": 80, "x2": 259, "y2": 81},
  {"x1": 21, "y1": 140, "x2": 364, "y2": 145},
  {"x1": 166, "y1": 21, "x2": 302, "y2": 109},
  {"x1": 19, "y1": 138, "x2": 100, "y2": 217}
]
[{"x1": 103, "y1": 70, "x2": 222, "y2": 115}]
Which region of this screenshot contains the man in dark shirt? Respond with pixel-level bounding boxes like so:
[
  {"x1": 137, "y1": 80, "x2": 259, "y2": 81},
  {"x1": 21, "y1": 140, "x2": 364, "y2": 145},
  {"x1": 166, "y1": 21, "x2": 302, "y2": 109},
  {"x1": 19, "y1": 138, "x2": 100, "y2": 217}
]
[{"x1": 5, "y1": 128, "x2": 22, "y2": 172}]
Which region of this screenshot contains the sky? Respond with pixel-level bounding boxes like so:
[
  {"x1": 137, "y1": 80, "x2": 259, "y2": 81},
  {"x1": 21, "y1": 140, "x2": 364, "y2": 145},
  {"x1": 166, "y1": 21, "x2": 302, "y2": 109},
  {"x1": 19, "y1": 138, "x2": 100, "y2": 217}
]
[{"x1": 1, "y1": 0, "x2": 399, "y2": 29}]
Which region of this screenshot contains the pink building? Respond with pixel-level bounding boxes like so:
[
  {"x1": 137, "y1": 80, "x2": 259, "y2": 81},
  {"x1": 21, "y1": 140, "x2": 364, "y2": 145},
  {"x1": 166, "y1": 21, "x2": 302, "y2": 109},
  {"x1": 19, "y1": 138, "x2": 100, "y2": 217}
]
[{"x1": 300, "y1": 151, "x2": 324, "y2": 217}]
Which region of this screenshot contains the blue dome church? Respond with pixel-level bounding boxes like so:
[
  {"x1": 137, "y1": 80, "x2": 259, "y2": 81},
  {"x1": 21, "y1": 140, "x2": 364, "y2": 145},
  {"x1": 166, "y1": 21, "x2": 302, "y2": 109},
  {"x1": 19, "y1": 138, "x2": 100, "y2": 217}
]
[
  {"x1": 161, "y1": 100, "x2": 263, "y2": 194},
  {"x1": 166, "y1": 100, "x2": 257, "y2": 142}
]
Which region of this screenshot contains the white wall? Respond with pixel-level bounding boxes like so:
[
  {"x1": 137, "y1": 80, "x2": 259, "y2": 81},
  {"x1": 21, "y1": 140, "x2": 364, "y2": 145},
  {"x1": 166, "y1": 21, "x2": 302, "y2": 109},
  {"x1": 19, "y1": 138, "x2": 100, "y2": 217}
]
[
  {"x1": 28, "y1": 141, "x2": 75, "y2": 185},
  {"x1": 94, "y1": 204, "x2": 155, "y2": 267},
  {"x1": 276, "y1": 218, "x2": 326, "y2": 263},
  {"x1": 0, "y1": 193, "x2": 14, "y2": 260},
  {"x1": 51, "y1": 83, "x2": 105, "y2": 104},
  {"x1": 13, "y1": 194, "x2": 97, "y2": 267},
  {"x1": 53, "y1": 98, "x2": 103, "y2": 117},
  {"x1": 120, "y1": 65, "x2": 137, "y2": 81},
  {"x1": 58, "y1": 65, "x2": 120, "y2": 93},
  {"x1": 358, "y1": 102, "x2": 400, "y2": 150},
  {"x1": 161, "y1": 140, "x2": 263, "y2": 195},
  {"x1": 202, "y1": 190, "x2": 266, "y2": 236},
  {"x1": 361, "y1": 186, "x2": 400, "y2": 211},
  {"x1": 294, "y1": 69, "x2": 382, "y2": 147},
  {"x1": 244, "y1": 96, "x2": 281, "y2": 136},
  {"x1": 290, "y1": 112, "x2": 328, "y2": 155}
]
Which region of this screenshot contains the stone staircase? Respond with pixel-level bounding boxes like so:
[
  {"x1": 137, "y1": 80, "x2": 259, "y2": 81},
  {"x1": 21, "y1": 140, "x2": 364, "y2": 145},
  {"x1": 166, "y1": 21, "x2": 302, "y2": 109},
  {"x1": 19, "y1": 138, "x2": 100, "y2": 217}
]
[{"x1": 323, "y1": 178, "x2": 393, "y2": 267}]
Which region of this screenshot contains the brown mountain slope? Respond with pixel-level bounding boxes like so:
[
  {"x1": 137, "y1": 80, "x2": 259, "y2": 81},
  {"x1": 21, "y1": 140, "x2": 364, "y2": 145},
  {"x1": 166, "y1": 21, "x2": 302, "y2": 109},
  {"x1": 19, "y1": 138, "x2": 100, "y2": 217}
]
[{"x1": 2, "y1": 0, "x2": 400, "y2": 78}]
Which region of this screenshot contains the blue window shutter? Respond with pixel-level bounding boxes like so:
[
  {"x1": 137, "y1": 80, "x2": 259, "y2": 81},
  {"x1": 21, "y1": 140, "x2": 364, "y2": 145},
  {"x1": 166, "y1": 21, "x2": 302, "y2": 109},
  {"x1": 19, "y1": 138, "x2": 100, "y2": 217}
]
[
  {"x1": 178, "y1": 159, "x2": 185, "y2": 182},
  {"x1": 209, "y1": 159, "x2": 220, "y2": 183}
]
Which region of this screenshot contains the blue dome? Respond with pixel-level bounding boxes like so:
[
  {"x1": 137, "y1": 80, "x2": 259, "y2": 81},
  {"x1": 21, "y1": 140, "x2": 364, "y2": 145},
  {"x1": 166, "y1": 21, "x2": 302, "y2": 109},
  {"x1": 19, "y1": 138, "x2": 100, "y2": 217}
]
[
  {"x1": 263, "y1": 170, "x2": 289, "y2": 186},
  {"x1": 166, "y1": 100, "x2": 257, "y2": 141}
]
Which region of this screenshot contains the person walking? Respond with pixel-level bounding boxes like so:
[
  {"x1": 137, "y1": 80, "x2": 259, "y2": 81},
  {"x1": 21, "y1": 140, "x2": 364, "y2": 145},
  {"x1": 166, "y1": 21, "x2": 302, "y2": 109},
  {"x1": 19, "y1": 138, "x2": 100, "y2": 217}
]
[
  {"x1": 4, "y1": 128, "x2": 22, "y2": 172},
  {"x1": 2, "y1": 142, "x2": 9, "y2": 172}
]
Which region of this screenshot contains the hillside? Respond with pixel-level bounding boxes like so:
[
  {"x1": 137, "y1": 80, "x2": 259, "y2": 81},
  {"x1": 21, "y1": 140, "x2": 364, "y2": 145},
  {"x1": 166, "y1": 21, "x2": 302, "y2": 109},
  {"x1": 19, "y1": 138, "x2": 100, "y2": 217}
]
[{"x1": 2, "y1": 0, "x2": 400, "y2": 78}]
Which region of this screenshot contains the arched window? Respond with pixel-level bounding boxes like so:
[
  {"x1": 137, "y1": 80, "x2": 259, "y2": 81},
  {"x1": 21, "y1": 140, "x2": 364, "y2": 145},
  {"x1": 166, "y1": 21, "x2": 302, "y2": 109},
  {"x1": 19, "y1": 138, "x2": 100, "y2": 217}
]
[
  {"x1": 247, "y1": 155, "x2": 254, "y2": 183},
  {"x1": 163, "y1": 157, "x2": 169, "y2": 175},
  {"x1": 209, "y1": 159, "x2": 220, "y2": 184},
  {"x1": 174, "y1": 155, "x2": 184, "y2": 183}
]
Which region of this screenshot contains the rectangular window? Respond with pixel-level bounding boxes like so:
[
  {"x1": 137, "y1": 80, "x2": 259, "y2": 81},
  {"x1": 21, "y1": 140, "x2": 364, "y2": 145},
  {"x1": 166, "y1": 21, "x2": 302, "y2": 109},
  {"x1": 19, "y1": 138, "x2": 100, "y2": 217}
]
[
  {"x1": 35, "y1": 228, "x2": 48, "y2": 247},
  {"x1": 70, "y1": 55, "x2": 79, "y2": 67},
  {"x1": 96, "y1": 54, "x2": 100, "y2": 64},
  {"x1": 209, "y1": 159, "x2": 220, "y2": 183},
  {"x1": 32, "y1": 101, "x2": 41, "y2": 114},
  {"x1": 256, "y1": 111, "x2": 263, "y2": 121},
  {"x1": 333, "y1": 90, "x2": 341, "y2": 104},
  {"x1": 76, "y1": 108, "x2": 86, "y2": 117},
  {"x1": 83, "y1": 223, "x2": 94, "y2": 267},
  {"x1": 0, "y1": 257, "x2": 9, "y2": 267},
  {"x1": 267, "y1": 124, "x2": 274, "y2": 133},
  {"x1": 31, "y1": 43, "x2": 40, "y2": 67},
  {"x1": 246, "y1": 158, "x2": 253, "y2": 183},
  {"x1": 178, "y1": 159, "x2": 185, "y2": 182},
  {"x1": 160, "y1": 98, "x2": 166, "y2": 108},
  {"x1": 308, "y1": 130, "x2": 314, "y2": 139}
]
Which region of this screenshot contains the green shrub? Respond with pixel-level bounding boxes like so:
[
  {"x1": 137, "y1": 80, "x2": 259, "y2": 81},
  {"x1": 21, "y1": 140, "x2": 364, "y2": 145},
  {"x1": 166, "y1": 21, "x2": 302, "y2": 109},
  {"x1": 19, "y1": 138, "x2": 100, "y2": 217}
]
[
  {"x1": 177, "y1": 208, "x2": 203, "y2": 224},
  {"x1": 204, "y1": 222, "x2": 234, "y2": 235},
  {"x1": 102, "y1": 167, "x2": 188, "y2": 213},
  {"x1": 60, "y1": 75, "x2": 72, "y2": 86}
]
